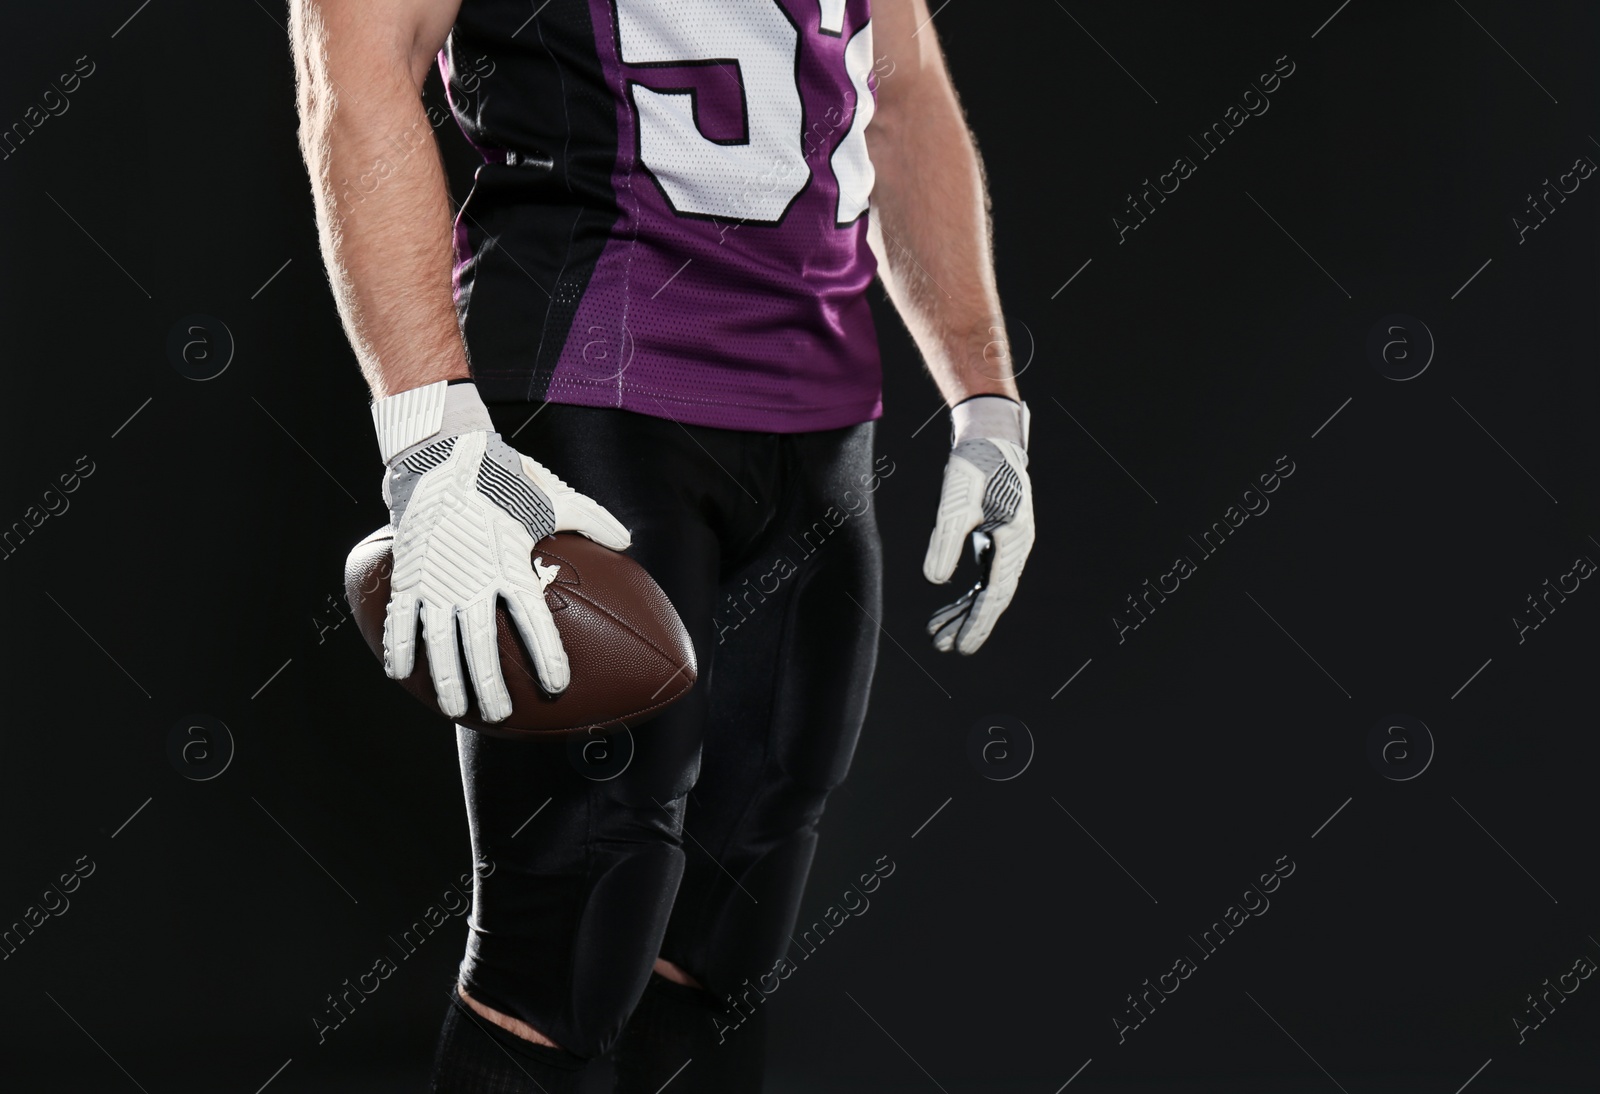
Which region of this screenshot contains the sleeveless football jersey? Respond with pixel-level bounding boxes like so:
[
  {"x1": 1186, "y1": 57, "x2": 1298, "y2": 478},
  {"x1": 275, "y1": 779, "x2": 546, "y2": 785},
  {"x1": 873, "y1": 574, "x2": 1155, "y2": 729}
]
[{"x1": 442, "y1": 0, "x2": 882, "y2": 432}]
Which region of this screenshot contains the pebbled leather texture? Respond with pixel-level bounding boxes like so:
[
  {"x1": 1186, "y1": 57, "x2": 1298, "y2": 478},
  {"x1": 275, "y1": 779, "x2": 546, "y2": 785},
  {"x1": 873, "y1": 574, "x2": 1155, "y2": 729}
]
[{"x1": 345, "y1": 528, "x2": 697, "y2": 737}]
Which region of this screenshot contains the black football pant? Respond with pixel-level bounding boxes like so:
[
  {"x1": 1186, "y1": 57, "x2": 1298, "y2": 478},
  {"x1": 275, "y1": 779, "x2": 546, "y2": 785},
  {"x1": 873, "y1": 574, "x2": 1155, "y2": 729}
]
[{"x1": 455, "y1": 402, "x2": 883, "y2": 1060}]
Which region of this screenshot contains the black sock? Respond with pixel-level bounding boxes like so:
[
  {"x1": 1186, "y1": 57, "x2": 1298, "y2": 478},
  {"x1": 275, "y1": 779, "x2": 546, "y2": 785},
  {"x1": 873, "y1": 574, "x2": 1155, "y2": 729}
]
[
  {"x1": 430, "y1": 987, "x2": 590, "y2": 1094},
  {"x1": 613, "y1": 972, "x2": 767, "y2": 1094}
]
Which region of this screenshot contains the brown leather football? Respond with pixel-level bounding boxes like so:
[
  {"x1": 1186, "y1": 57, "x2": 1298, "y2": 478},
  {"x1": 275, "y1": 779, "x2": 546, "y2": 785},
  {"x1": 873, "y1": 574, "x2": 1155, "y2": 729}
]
[{"x1": 344, "y1": 528, "x2": 696, "y2": 738}]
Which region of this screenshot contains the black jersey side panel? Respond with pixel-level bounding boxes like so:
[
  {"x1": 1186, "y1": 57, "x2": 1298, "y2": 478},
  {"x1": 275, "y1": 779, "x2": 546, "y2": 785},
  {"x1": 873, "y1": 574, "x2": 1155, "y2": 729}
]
[{"x1": 446, "y1": 0, "x2": 622, "y2": 404}]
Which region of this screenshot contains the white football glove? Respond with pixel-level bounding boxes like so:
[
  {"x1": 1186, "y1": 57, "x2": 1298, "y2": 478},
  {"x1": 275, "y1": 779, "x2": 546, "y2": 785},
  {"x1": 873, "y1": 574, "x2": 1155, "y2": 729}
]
[
  {"x1": 923, "y1": 395, "x2": 1035, "y2": 654},
  {"x1": 372, "y1": 379, "x2": 630, "y2": 721}
]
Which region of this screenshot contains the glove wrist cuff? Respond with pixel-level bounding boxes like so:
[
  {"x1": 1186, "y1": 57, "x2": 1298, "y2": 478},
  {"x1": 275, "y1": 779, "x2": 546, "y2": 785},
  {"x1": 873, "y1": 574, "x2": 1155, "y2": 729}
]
[
  {"x1": 951, "y1": 394, "x2": 1030, "y2": 451},
  {"x1": 371, "y1": 379, "x2": 493, "y2": 464}
]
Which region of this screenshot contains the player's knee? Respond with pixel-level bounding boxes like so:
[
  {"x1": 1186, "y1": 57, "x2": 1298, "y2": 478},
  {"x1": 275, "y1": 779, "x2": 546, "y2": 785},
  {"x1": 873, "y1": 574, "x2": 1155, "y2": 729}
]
[
  {"x1": 762, "y1": 766, "x2": 844, "y2": 835},
  {"x1": 567, "y1": 844, "x2": 686, "y2": 1052},
  {"x1": 770, "y1": 666, "x2": 871, "y2": 794}
]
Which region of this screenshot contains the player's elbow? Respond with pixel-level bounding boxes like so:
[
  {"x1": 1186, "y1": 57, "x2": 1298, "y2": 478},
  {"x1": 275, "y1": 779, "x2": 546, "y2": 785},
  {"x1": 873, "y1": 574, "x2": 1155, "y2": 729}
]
[{"x1": 870, "y1": 58, "x2": 958, "y2": 152}]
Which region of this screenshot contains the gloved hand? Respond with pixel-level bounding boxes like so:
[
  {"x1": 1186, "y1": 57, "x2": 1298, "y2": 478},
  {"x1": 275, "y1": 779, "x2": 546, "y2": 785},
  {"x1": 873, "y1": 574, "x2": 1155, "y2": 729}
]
[
  {"x1": 372, "y1": 379, "x2": 630, "y2": 721},
  {"x1": 923, "y1": 394, "x2": 1035, "y2": 654}
]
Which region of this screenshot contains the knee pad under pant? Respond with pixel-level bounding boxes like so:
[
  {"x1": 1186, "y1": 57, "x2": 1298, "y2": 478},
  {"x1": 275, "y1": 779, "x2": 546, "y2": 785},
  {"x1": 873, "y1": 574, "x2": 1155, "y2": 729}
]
[
  {"x1": 460, "y1": 835, "x2": 685, "y2": 1059},
  {"x1": 666, "y1": 823, "x2": 820, "y2": 1001},
  {"x1": 455, "y1": 723, "x2": 700, "y2": 1059}
]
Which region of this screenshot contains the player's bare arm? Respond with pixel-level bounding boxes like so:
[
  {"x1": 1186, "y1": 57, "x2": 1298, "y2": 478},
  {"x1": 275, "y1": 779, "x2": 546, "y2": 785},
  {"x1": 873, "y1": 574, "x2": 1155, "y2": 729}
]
[
  {"x1": 291, "y1": 0, "x2": 467, "y2": 397},
  {"x1": 866, "y1": 0, "x2": 1018, "y2": 405},
  {"x1": 869, "y1": 0, "x2": 1037, "y2": 654}
]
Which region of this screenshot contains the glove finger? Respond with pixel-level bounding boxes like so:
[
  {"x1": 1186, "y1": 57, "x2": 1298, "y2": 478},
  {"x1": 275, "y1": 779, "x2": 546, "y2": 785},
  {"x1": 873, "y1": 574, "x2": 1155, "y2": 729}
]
[
  {"x1": 953, "y1": 589, "x2": 1000, "y2": 655},
  {"x1": 504, "y1": 584, "x2": 571, "y2": 695},
  {"x1": 554, "y1": 489, "x2": 632, "y2": 551},
  {"x1": 923, "y1": 460, "x2": 984, "y2": 584},
  {"x1": 459, "y1": 598, "x2": 513, "y2": 724},
  {"x1": 384, "y1": 591, "x2": 421, "y2": 681},
  {"x1": 927, "y1": 588, "x2": 976, "y2": 653},
  {"x1": 930, "y1": 612, "x2": 966, "y2": 654},
  {"x1": 926, "y1": 591, "x2": 973, "y2": 636},
  {"x1": 954, "y1": 521, "x2": 1034, "y2": 655},
  {"x1": 423, "y1": 602, "x2": 470, "y2": 718}
]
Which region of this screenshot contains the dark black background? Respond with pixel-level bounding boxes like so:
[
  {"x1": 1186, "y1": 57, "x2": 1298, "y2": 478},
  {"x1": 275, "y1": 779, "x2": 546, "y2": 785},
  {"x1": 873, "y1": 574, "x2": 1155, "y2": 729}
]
[{"x1": 2, "y1": 1, "x2": 1596, "y2": 1091}]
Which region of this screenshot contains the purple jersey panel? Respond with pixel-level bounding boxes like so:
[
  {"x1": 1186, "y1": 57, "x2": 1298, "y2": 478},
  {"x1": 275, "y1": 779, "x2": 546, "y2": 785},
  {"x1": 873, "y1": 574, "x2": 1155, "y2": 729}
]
[{"x1": 444, "y1": 0, "x2": 883, "y2": 433}]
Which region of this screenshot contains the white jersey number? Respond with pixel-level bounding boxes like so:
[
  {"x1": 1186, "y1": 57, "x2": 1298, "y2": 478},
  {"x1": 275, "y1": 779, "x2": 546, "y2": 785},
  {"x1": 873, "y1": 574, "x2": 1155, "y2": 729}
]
[{"x1": 615, "y1": 0, "x2": 871, "y2": 225}]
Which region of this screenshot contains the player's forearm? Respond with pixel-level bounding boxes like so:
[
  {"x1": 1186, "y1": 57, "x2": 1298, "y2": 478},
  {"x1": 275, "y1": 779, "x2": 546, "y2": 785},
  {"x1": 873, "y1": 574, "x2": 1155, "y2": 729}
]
[
  {"x1": 291, "y1": 3, "x2": 468, "y2": 400},
  {"x1": 866, "y1": 63, "x2": 1018, "y2": 406}
]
